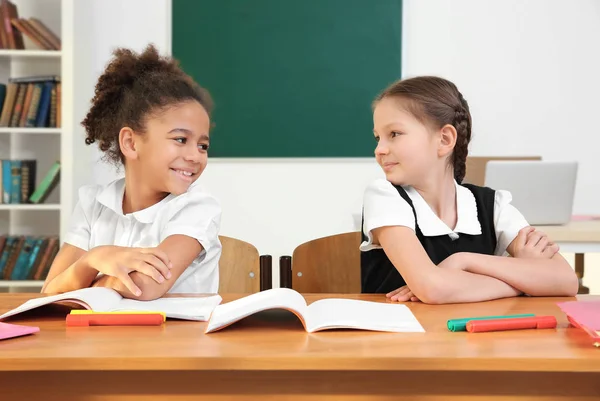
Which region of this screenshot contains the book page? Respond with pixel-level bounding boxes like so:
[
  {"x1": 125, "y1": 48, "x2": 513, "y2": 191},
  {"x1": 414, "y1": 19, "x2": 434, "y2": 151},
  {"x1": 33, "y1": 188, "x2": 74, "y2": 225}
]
[
  {"x1": 0, "y1": 287, "x2": 122, "y2": 320},
  {"x1": 205, "y1": 288, "x2": 308, "y2": 333},
  {"x1": 306, "y1": 298, "x2": 425, "y2": 333},
  {"x1": 115, "y1": 295, "x2": 223, "y2": 321}
]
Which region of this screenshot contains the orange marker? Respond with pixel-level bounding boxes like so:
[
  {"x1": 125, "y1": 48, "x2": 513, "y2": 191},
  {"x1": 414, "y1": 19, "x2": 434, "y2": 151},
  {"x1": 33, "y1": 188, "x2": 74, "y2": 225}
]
[
  {"x1": 466, "y1": 316, "x2": 557, "y2": 333},
  {"x1": 66, "y1": 313, "x2": 164, "y2": 327}
]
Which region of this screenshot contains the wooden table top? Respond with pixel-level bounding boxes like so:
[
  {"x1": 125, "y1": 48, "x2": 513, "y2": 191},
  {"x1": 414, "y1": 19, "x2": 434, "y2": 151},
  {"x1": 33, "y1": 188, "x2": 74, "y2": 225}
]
[
  {"x1": 0, "y1": 293, "x2": 599, "y2": 372},
  {"x1": 534, "y1": 219, "x2": 600, "y2": 242}
]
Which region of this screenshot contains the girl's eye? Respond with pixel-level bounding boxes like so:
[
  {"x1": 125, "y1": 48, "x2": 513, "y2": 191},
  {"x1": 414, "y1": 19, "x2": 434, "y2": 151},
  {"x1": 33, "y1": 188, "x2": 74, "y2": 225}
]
[
  {"x1": 391, "y1": 131, "x2": 402, "y2": 138},
  {"x1": 198, "y1": 144, "x2": 209, "y2": 151},
  {"x1": 374, "y1": 136, "x2": 380, "y2": 143},
  {"x1": 174, "y1": 137, "x2": 186, "y2": 144}
]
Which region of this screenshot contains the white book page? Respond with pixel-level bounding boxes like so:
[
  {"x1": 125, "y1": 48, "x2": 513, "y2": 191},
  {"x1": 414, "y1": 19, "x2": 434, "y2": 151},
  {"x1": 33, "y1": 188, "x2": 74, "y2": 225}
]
[
  {"x1": 305, "y1": 298, "x2": 425, "y2": 333},
  {"x1": 0, "y1": 288, "x2": 122, "y2": 320},
  {"x1": 115, "y1": 295, "x2": 222, "y2": 321},
  {"x1": 205, "y1": 288, "x2": 308, "y2": 333}
]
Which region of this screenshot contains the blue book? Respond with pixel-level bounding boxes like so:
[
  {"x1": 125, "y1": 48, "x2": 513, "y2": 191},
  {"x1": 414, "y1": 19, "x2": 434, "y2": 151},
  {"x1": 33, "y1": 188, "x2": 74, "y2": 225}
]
[
  {"x1": 11, "y1": 237, "x2": 36, "y2": 280},
  {"x1": 23, "y1": 237, "x2": 45, "y2": 280},
  {"x1": 0, "y1": 236, "x2": 16, "y2": 277},
  {"x1": 35, "y1": 82, "x2": 53, "y2": 127},
  {"x1": 9, "y1": 160, "x2": 21, "y2": 204},
  {"x1": 1, "y1": 160, "x2": 11, "y2": 204}
]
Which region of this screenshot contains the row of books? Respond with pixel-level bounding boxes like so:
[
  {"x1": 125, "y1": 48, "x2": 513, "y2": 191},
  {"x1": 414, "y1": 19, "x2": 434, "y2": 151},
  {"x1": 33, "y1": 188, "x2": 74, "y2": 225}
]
[
  {"x1": 0, "y1": 76, "x2": 61, "y2": 128},
  {"x1": 0, "y1": 235, "x2": 58, "y2": 281},
  {"x1": 0, "y1": 0, "x2": 61, "y2": 50},
  {"x1": 0, "y1": 159, "x2": 60, "y2": 204}
]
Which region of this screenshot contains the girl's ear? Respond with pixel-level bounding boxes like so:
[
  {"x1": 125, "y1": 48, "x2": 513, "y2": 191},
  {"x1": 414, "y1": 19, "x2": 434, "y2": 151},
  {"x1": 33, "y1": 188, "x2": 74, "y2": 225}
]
[
  {"x1": 438, "y1": 124, "x2": 457, "y2": 158},
  {"x1": 119, "y1": 127, "x2": 138, "y2": 161}
]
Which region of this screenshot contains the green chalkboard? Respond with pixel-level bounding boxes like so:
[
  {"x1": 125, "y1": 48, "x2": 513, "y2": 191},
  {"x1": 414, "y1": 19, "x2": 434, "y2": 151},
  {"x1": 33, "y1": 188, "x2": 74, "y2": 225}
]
[{"x1": 173, "y1": 0, "x2": 402, "y2": 157}]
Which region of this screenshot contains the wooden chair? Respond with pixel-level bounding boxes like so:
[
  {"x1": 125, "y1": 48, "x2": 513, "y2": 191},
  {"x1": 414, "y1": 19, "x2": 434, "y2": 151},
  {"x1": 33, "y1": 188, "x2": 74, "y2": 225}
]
[
  {"x1": 218, "y1": 236, "x2": 272, "y2": 293},
  {"x1": 280, "y1": 232, "x2": 362, "y2": 293},
  {"x1": 464, "y1": 156, "x2": 541, "y2": 186}
]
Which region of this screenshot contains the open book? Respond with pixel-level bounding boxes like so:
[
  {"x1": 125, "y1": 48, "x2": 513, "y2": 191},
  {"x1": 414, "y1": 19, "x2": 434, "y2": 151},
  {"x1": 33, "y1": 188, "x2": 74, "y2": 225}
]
[
  {"x1": 205, "y1": 288, "x2": 425, "y2": 333},
  {"x1": 0, "y1": 287, "x2": 222, "y2": 321}
]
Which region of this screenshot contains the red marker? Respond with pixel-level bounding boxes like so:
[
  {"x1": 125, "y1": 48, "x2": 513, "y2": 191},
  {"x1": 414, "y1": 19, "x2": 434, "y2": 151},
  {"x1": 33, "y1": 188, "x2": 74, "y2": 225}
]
[
  {"x1": 66, "y1": 313, "x2": 164, "y2": 327},
  {"x1": 466, "y1": 316, "x2": 557, "y2": 333}
]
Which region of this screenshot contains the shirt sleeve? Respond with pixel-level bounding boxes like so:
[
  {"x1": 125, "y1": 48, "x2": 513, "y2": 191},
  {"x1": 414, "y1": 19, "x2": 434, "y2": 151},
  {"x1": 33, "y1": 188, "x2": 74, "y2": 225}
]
[
  {"x1": 160, "y1": 186, "x2": 222, "y2": 254},
  {"x1": 63, "y1": 185, "x2": 100, "y2": 251},
  {"x1": 360, "y1": 178, "x2": 416, "y2": 252},
  {"x1": 494, "y1": 189, "x2": 530, "y2": 256}
]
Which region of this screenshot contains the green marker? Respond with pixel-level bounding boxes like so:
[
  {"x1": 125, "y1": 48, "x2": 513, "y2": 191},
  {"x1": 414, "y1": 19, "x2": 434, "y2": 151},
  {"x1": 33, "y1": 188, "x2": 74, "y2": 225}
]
[{"x1": 447, "y1": 314, "x2": 536, "y2": 332}]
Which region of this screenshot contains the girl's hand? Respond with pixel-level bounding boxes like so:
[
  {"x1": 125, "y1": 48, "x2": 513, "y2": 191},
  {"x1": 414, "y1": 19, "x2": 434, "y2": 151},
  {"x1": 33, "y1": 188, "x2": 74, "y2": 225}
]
[
  {"x1": 386, "y1": 285, "x2": 421, "y2": 302},
  {"x1": 512, "y1": 227, "x2": 560, "y2": 259},
  {"x1": 86, "y1": 246, "x2": 172, "y2": 296}
]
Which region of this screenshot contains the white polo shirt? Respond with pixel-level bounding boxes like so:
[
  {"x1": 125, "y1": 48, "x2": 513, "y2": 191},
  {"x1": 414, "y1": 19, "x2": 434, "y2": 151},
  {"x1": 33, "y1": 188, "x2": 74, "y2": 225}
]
[
  {"x1": 361, "y1": 178, "x2": 529, "y2": 256},
  {"x1": 64, "y1": 178, "x2": 221, "y2": 293}
]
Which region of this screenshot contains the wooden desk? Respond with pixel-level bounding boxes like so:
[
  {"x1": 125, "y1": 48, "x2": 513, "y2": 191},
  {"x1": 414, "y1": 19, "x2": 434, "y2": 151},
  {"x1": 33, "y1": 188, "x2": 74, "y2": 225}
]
[
  {"x1": 1, "y1": 293, "x2": 599, "y2": 400},
  {"x1": 535, "y1": 219, "x2": 600, "y2": 294}
]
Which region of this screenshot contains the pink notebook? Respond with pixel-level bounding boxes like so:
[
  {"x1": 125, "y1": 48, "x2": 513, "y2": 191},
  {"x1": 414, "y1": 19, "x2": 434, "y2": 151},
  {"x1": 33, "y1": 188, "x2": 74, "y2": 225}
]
[
  {"x1": 557, "y1": 301, "x2": 600, "y2": 346},
  {"x1": 0, "y1": 322, "x2": 40, "y2": 340}
]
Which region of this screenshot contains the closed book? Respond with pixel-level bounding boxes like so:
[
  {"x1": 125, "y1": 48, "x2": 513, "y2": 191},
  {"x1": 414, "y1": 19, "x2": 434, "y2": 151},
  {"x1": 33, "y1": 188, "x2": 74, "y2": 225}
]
[
  {"x1": 25, "y1": 84, "x2": 43, "y2": 127},
  {"x1": 27, "y1": 237, "x2": 48, "y2": 279},
  {"x1": 27, "y1": 18, "x2": 60, "y2": 50},
  {"x1": 0, "y1": 236, "x2": 14, "y2": 276},
  {"x1": 29, "y1": 161, "x2": 59, "y2": 204},
  {"x1": 9, "y1": 83, "x2": 26, "y2": 127},
  {"x1": 18, "y1": 83, "x2": 34, "y2": 127},
  {"x1": 35, "y1": 82, "x2": 52, "y2": 127},
  {"x1": 10, "y1": 237, "x2": 36, "y2": 280},
  {"x1": 1, "y1": 159, "x2": 10, "y2": 203},
  {"x1": 0, "y1": 83, "x2": 18, "y2": 127},
  {"x1": 3, "y1": 236, "x2": 24, "y2": 279},
  {"x1": 9, "y1": 159, "x2": 21, "y2": 204},
  {"x1": 19, "y1": 160, "x2": 36, "y2": 203}
]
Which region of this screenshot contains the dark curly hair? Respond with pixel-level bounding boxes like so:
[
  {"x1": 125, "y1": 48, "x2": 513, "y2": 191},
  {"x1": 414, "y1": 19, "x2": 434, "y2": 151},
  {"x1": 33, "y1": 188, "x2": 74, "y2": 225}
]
[
  {"x1": 374, "y1": 76, "x2": 472, "y2": 183},
  {"x1": 81, "y1": 44, "x2": 213, "y2": 165}
]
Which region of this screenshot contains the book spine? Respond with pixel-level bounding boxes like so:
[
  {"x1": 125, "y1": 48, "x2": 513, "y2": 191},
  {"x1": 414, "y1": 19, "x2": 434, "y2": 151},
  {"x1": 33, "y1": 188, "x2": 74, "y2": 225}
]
[
  {"x1": 1, "y1": 159, "x2": 10, "y2": 203},
  {"x1": 28, "y1": 18, "x2": 61, "y2": 50},
  {"x1": 3, "y1": 236, "x2": 24, "y2": 279},
  {"x1": 35, "y1": 82, "x2": 52, "y2": 127},
  {"x1": 9, "y1": 159, "x2": 21, "y2": 204},
  {"x1": 29, "y1": 161, "x2": 60, "y2": 204},
  {"x1": 49, "y1": 84, "x2": 57, "y2": 127},
  {"x1": 0, "y1": 236, "x2": 15, "y2": 276},
  {"x1": 0, "y1": 83, "x2": 17, "y2": 127},
  {"x1": 18, "y1": 83, "x2": 34, "y2": 127},
  {"x1": 27, "y1": 237, "x2": 48, "y2": 279},
  {"x1": 25, "y1": 83, "x2": 43, "y2": 127},
  {"x1": 10, "y1": 237, "x2": 35, "y2": 280},
  {"x1": 9, "y1": 83, "x2": 26, "y2": 127},
  {"x1": 20, "y1": 160, "x2": 36, "y2": 202}
]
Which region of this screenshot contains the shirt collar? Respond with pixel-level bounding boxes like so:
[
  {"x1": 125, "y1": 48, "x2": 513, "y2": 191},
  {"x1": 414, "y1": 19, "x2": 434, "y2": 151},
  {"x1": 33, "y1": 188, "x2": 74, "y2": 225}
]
[
  {"x1": 403, "y1": 181, "x2": 482, "y2": 237},
  {"x1": 96, "y1": 178, "x2": 174, "y2": 223}
]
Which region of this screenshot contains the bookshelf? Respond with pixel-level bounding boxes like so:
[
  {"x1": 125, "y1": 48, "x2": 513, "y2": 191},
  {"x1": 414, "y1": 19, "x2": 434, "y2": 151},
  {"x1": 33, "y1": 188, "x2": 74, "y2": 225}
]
[{"x1": 0, "y1": 0, "x2": 73, "y2": 292}]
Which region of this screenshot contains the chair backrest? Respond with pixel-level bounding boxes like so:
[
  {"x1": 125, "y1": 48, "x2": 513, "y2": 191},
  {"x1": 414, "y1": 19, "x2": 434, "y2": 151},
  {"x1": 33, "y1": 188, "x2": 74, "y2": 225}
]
[
  {"x1": 464, "y1": 156, "x2": 542, "y2": 186},
  {"x1": 290, "y1": 232, "x2": 361, "y2": 293},
  {"x1": 218, "y1": 236, "x2": 261, "y2": 293}
]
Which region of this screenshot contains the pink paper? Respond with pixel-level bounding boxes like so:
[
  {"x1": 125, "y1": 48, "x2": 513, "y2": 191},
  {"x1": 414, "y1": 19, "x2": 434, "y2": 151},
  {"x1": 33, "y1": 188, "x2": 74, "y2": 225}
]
[
  {"x1": 0, "y1": 322, "x2": 40, "y2": 340},
  {"x1": 557, "y1": 301, "x2": 600, "y2": 330}
]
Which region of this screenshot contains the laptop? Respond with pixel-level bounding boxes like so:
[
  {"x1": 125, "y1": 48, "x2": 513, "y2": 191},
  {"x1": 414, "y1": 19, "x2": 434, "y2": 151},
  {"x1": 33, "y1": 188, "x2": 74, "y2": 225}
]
[{"x1": 484, "y1": 161, "x2": 578, "y2": 225}]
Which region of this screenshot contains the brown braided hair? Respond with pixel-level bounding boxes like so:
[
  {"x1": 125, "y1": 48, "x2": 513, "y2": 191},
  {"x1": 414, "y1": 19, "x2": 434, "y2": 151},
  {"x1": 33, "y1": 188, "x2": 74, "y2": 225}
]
[
  {"x1": 81, "y1": 44, "x2": 213, "y2": 166},
  {"x1": 374, "y1": 76, "x2": 472, "y2": 183}
]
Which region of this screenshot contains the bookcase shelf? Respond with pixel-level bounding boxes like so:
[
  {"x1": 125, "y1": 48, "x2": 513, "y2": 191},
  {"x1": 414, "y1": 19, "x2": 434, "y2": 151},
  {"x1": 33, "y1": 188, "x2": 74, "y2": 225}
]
[
  {"x1": 0, "y1": 204, "x2": 60, "y2": 211},
  {"x1": 0, "y1": 127, "x2": 61, "y2": 134},
  {"x1": 0, "y1": 0, "x2": 71, "y2": 292},
  {"x1": 0, "y1": 50, "x2": 62, "y2": 59}
]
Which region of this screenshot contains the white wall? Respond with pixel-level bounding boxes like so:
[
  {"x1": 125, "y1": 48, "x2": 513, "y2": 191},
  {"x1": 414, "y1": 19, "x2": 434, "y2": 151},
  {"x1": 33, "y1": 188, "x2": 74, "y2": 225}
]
[
  {"x1": 72, "y1": 0, "x2": 171, "y2": 199},
  {"x1": 74, "y1": 0, "x2": 600, "y2": 291}
]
